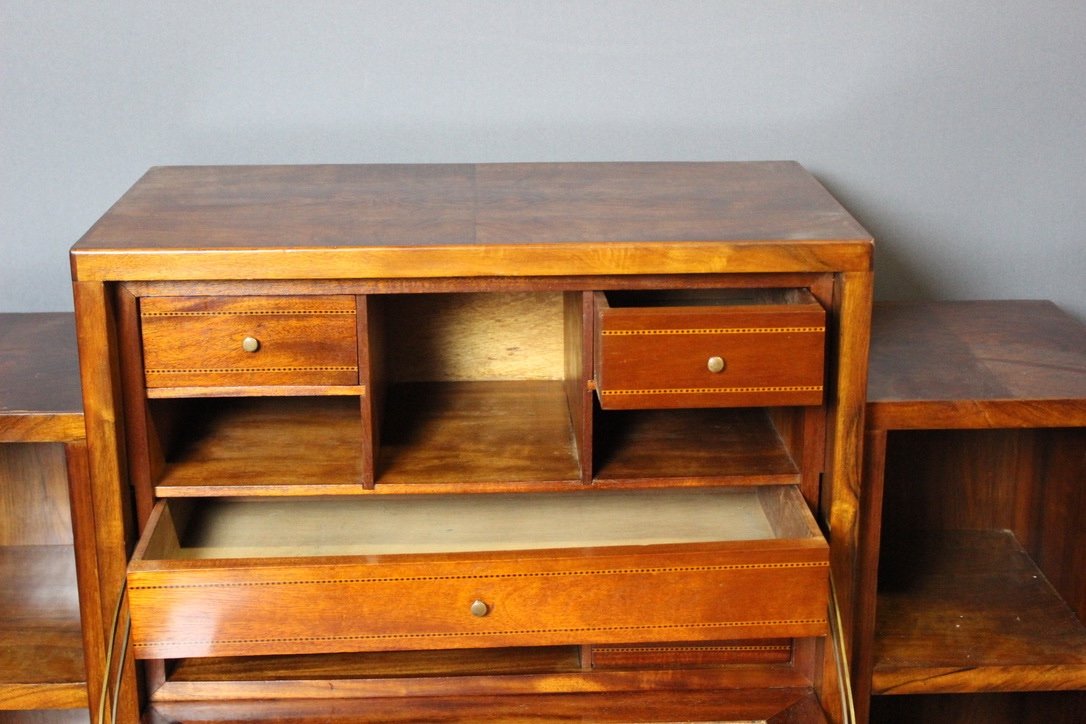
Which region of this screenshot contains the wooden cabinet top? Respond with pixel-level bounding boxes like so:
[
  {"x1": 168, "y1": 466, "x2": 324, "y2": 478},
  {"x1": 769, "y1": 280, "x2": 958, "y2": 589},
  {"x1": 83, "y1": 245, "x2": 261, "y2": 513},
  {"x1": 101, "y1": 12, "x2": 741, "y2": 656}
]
[
  {"x1": 867, "y1": 300, "x2": 1086, "y2": 430},
  {"x1": 0, "y1": 313, "x2": 84, "y2": 442},
  {"x1": 70, "y1": 162, "x2": 872, "y2": 281}
]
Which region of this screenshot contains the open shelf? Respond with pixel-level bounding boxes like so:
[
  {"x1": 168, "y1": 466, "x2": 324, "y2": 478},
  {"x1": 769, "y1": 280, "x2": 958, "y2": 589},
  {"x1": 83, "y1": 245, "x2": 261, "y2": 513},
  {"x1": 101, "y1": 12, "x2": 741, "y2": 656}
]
[
  {"x1": 0, "y1": 546, "x2": 86, "y2": 710},
  {"x1": 594, "y1": 407, "x2": 800, "y2": 485},
  {"x1": 154, "y1": 396, "x2": 365, "y2": 496},
  {"x1": 873, "y1": 529, "x2": 1086, "y2": 695},
  {"x1": 375, "y1": 381, "x2": 581, "y2": 489}
]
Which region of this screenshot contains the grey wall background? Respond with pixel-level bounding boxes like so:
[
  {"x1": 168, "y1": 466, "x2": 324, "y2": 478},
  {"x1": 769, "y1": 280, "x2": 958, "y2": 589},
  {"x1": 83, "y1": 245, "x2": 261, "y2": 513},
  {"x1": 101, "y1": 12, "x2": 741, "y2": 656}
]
[{"x1": 2, "y1": 1, "x2": 1083, "y2": 318}]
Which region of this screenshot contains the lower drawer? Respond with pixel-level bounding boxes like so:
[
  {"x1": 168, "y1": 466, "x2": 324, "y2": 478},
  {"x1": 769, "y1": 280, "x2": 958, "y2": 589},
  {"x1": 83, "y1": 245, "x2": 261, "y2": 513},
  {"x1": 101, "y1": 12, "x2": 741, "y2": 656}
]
[{"x1": 127, "y1": 487, "x2": 829, "y2": 659}]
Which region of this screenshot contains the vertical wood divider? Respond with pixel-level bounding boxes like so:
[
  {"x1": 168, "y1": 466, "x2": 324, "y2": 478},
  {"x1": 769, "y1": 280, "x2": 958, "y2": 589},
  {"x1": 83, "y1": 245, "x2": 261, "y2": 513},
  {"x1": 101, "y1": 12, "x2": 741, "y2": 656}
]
[
  {"x1": 563, "y1": 290, "x2": 594, "y2": 485},
  {"x1": 359, "y1": 294, "x2": 383, "y2": 489},
  {"x1": 72, "y1": 280, "x2": 141, "y2": 722}
]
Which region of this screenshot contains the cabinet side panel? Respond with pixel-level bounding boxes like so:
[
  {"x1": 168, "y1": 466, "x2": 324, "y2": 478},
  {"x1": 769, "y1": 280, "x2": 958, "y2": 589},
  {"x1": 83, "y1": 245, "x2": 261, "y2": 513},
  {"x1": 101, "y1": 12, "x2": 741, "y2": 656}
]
[
  {"x1": 823, "y1": 270, "x2": 872, "y2": 662},
  {"x1": 1031, "y1": 428, "x2": 1086, "y2": 620},
  {"x1": 0, "y1": 443, "x2": 71, "y2": 545}
]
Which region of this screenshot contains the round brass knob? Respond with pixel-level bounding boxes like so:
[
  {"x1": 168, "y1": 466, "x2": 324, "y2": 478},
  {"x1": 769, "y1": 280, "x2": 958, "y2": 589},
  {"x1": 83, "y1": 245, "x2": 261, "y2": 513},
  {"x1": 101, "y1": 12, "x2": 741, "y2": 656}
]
[
  {"x1": 707, "y1": 355, "x2": 725, "y2": 373},
  {"x1": 241, "y1": 336, "x2": 261, "y2": 353},
  {"x1": 470, "y1": 599, "x2": 490, "y2": 617}
]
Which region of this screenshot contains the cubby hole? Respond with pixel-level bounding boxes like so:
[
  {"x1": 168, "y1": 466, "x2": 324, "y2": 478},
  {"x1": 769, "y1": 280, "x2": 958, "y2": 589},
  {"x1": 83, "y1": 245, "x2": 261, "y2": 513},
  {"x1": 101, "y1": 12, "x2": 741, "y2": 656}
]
[
  {"x1": 873, "y1": 427, "x2": 1086, "y2": 698},
  {"x1": 593, "y1": 406, "x2": 803, "y2": 485},
  {"x1": 147, "y1": 396, "x2": 367, "y2": 496},
  {"x1": 367, "y1": 291, "x2": 586, "y2": 489}
]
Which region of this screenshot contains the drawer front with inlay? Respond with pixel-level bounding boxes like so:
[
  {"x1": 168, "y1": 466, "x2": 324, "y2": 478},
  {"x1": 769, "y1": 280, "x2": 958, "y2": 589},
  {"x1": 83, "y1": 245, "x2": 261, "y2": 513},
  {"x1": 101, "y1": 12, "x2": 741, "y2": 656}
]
[
  {"x1": 126, "y1": 489, "x2": 830, "y2": 659},
  {"x1": 140, "y1": 295, "x2": 359, "y2": 389},
  {"x1": 595, "y1": 290, "x2": 826, "y2": 409}
]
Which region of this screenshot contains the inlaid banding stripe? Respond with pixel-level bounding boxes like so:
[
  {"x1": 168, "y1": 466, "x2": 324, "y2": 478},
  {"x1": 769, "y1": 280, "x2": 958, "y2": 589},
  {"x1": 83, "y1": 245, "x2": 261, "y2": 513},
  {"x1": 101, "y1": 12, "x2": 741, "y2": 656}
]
[
  {"x1": 601, "y1": 385, "x2": 822, "y2": 397},
  {"x1": 146, "y1": 366, "x2": 357, "y2": 375},
  {"x1": 601, "y1": 326, "x2": 823, "y2": 336},
  {"x1": 142, "y1": 309, "x2": 356, "y2": 317},
  {"x1": 132, "y1": 618, "x2": 828, "y2": 650}
]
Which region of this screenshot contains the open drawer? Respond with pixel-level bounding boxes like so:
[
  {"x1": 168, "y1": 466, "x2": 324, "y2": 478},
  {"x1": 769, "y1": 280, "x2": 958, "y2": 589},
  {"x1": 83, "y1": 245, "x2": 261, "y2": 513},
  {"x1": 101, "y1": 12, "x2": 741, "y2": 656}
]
[
  {"x1": 127, "y1": 487, "x2": 829, "y2": 659},
  {"x1": 594, "y1": 288, "x2": 826, "y2": 409}
]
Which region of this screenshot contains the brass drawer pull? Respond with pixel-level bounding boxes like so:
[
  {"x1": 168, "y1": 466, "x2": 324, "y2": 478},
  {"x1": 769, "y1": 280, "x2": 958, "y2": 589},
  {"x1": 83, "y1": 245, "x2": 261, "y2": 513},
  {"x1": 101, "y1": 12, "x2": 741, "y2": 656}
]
[
  {"x1": 707, "y1": 356, "x2": 726, "y2": 373},
  {"x1": 241, "y1": 336, "x2": 261, "y2": 353},
  {"x1": 470, "y1": 599, "x2": 490, "y2": 617}
]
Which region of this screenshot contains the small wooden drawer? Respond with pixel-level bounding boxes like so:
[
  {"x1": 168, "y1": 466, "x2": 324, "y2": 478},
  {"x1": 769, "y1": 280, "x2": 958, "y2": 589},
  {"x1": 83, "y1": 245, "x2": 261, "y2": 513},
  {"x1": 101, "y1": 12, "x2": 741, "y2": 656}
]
[
  {"x1": 594, "y1": 289, "x2": 826, "y2": 409},
  {"x1": 140, "y1": 295, "x2": 359, "y2": 390},
  {"x1": 127, "y1": 487, "x2": 829, "y2": 659}
]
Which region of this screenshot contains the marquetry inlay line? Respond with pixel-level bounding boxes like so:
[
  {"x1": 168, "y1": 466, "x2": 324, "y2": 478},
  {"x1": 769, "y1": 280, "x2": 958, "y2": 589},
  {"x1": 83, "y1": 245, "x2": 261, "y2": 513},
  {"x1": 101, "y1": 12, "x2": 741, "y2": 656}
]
[
  {"x1": 598, "y1": 644, "x2": 792, "y2": 653},
  {"x1": 132, "y1": 618, "x2": 829, "y2": 650},
  {"x1": 128, "y1": 560, "x2": 828, "y2": 590},
  {"x1": 601, "y1": 326, "x2": 823, "y2": 336},
  {"x1": 602, "y1": 386, "x2": 822, "y2": 396},
  {"x1": 146, "y1": 366, "x2": 357, "y2": 375},
  {"x1": 141, "y1": 310, "x2": 356, "y2": 317}
]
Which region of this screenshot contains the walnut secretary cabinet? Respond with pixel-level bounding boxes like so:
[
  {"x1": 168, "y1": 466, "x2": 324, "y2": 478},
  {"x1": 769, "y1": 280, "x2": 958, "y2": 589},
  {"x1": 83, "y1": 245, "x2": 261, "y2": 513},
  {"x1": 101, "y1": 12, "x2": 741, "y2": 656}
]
[{"x1": 69, "y1": 162, "x2": 874, "y2": 722}]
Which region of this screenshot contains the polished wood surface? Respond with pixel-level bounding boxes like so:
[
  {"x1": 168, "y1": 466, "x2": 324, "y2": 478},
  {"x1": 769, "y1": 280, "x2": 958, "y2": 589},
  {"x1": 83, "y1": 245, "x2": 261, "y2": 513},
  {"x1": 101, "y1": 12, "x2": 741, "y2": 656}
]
[
  {"x1": 595, "y1": 288, "x2": 825, "y2": 409},
  {"x1": 154, "y1": 396, "x2": 364, "y2": 496},
  {"x1": 867, "y1": 300, "x2": 1086, "y2": 429},
  {"x1": 141, "y1": 295, "x2": 359, "y2": 389},
  {"x1": 0, "y1": 445, "x2": 72, "y2": 546},
  {"x1": 376, "y1": 381, "x2": 581, "y2": 488},
  {"x1": 874, "y1": 530, "x2": 1086, "y2": 694},
  {"x1": 0, "y1": 314, "x2": 84, "y2": 443},
  {"x1": 0, "y1": 314, "x2": 93, "y2": 716},
  {"x1": 70, "y1": 162, "x2": 873, "y2": 281},
  {"x1": 857, "y1": 301, "x2": 1086, "y2": 724},
  {"x1": 144, "y1": 689, "x2": 828, "y2": 723},
  {"x1": 594, "y1": 407, "x2": 800, "y2": 484},
  {"x1": 0, "y1": 546, "x2": 85, "y2": 709},
  {"x1": 127, "y1": 487, "x2": 828, "y2": 659},
  {"x1": 69, "y1": 162, "x2": 873, "y2": 720}
]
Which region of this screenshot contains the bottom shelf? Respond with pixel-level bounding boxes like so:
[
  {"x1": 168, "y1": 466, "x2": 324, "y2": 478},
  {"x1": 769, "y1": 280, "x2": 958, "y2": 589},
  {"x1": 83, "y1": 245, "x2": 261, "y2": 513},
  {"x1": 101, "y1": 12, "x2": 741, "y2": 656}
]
[
  {"x1": 873, "y1": 529, "x2": 1086, "y2": 694},
  {"x1": 0, "y1": 546, "x2": 86, "y2": 711}
]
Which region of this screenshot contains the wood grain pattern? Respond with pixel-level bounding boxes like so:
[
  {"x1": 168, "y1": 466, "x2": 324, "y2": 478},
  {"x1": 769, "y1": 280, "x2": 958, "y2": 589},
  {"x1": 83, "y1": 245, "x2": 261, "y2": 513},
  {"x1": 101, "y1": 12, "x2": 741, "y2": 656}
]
[
  {"x1": 867, "y1": 300, "x2": 1086, "y2": 430},
  {"x1": 376, "y1": 381, "x2": 581, "y2": 487},
  {"x1": 127, "y1": 488, "x2": 828, "y2": 659},
  {"x1": 154, "y1": 657, "x2": 815, "y2": 704},
  {"x1": 141, "y1": 295, "x2": 359, "y2": 389},
  {"x1": 0, "y1": 314, "x2": 84, "y2": 443},
  {"x1": 595, "y1": 289, "x2": 826, "y2": 409},
  {"x1": 70, "y1": 162, "x2": 873, "y2": 282},
  {"x1": 144, "y1": 689, "x2": 827, "y2": 722},
  {"x1": 857, "y1": 301, "x2": 1086, "y2": 722},
  {"x1": 0, "y1": 546, "x2": 86, "y2": 709},
  {"x1": 154, "y1": 396, "x2": 365, "y2": 496},
  {"x1": 382, "y1": 292, "x2": 565, "y2": 381},
  {"x1": 594, "y1": 407, "x2": 800, "y2": 485},
  {"x1": 69, "y1": 162, "x2": 873, "y2": 720},
  {"x1": 0, "y1": 444, "x2": 72, "y2": 546},
  {"x1": 873, "y1": 530, "x2": 1086, "y2": 694}
]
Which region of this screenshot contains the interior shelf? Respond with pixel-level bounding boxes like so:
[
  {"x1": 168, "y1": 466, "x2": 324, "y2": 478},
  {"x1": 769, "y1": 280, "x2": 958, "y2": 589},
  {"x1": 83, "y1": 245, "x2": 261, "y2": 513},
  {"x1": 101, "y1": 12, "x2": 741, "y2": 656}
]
[
  {"x1": 154, "y1": 396, "x2": 365, "y2": 496},
  {"x1": 594, "y1": 407, "x2": 800, "y2": 485},
  {"x1": 0, "y1": 545, "x2": 86, "y2": 710},
  {"x1": 375, "y1": 380, "x2": 581, "y2": 489},
  {"x1": 872, "y1": 529, "x2": 1086, "y2": 695}
]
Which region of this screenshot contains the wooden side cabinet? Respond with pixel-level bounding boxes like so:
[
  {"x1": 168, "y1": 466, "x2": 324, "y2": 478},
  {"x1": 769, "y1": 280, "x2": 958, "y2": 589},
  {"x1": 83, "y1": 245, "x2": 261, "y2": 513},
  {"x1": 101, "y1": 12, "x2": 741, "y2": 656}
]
[
  {"x1": 855, "y1": 301, "x2": 1086, "y2": 723},
  {"x1": 71, "y1": 162, "x2": 874, "y2": 722},
  {"x1": 0, "y1": 313, "x2": 101, "y2": 722}
]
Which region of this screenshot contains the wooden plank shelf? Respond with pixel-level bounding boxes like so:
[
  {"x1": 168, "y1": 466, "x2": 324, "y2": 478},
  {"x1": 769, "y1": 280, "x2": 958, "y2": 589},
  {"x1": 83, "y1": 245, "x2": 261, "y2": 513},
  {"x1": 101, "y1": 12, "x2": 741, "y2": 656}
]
[
  {"x1": 872, "y1": 529, "x2": 1086, "y2": 695},
  {"x1": 0, "y1": 546, "x2": 86, "y2": 710}
]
